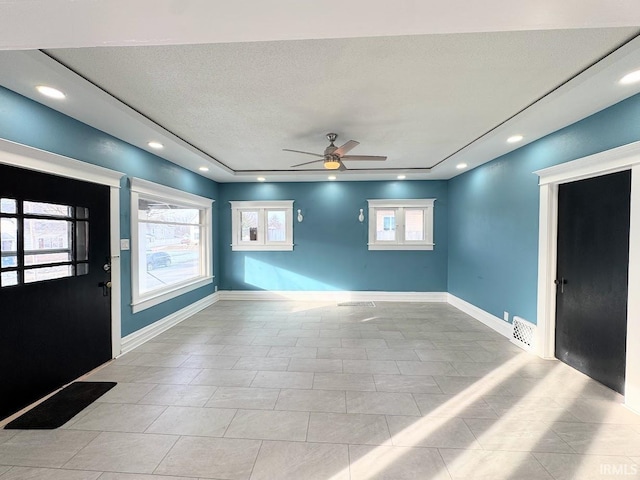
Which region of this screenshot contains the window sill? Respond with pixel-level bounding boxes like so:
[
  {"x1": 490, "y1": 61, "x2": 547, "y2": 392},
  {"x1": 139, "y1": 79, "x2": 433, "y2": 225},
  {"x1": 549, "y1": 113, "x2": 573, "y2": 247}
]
[
  {"x1": 131, "y1": 276, "x2": 213, "y2": 313},
  {"x1": 368, "y1": 244, "x2": 434, "y2": 251},
  {"x1": 231, "y1": 244, "x2": 294, "y2": 251}
]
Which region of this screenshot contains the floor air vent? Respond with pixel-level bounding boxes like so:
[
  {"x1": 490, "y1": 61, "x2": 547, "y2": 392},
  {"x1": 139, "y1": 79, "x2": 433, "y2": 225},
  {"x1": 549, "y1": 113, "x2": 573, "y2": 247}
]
[
  {"x1": 512, "y1": 316, "x2": 536, "y2": 352},
  {"x1": 337, "y1": 301, "x2": 376, "y2": 307}
]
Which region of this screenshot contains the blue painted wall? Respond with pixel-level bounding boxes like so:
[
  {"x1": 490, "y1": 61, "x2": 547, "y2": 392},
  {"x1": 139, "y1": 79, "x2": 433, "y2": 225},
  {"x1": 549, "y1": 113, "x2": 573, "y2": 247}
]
[
  {"x1": 0, "y1": 87, "x2": 219, "y2": 336},
  {"x1": 448, "y1": 92, "x2": 640, "y2": 324},
  {"x1": 218, "y1": 181, "x2": 448, "y2": 292},
  {"x1": 4, "y1": 83, "x2": 640, "y2": 336}
]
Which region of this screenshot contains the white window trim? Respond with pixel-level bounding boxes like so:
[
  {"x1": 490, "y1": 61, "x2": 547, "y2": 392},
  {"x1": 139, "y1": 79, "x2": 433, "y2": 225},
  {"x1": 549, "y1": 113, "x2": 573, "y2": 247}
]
[
  {"x1": 230, "y1": 200, "x2": 294, "y2": 251},
  {"x1": 130, "y1": 177, "x2": 213, "y2": 313},
  {"x1": 367, "y1": 198, "x2": 435, "y2": 251}
]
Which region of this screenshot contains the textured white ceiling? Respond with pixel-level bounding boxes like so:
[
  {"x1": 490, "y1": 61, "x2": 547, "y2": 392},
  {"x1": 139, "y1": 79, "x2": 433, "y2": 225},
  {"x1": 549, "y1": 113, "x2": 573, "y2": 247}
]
[
  {"x1": 45, "y1": 29, "x2": 638, "y2": 177},
  {"x1": 0, "y1": 1, "x2": 639, "y2": 182}
]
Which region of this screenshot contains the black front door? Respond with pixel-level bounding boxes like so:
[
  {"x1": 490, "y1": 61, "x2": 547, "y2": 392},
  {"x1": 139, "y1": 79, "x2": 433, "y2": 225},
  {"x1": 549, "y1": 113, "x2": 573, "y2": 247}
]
[
  {"x1": 555, "y1": 170, "x2": 631, "y2": 394},
  {"x1": 0, "y1": 164, "x2": 112, "y2": 419}
]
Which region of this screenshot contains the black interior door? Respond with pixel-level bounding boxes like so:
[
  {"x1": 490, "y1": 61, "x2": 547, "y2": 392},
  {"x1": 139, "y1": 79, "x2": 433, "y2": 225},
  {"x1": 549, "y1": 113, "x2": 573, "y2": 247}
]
[
  {"x1": 0, "y1": 164, "x2": 112, "y2": 419},
  {"x1": 555, "y1": 170, "x2": 631, "y2": 394}
]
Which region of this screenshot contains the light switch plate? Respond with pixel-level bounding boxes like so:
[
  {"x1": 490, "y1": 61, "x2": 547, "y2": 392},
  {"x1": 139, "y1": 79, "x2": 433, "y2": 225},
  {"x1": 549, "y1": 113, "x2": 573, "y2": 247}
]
[{"x1": 120, "y1": 239, "x2": 130, "y2": 250}]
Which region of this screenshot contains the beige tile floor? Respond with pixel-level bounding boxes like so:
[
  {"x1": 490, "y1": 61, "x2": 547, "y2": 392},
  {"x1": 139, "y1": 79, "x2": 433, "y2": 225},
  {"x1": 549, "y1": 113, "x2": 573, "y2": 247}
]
[{"x1": 2, "y1": 300, "x2": 640, "y2": 479}]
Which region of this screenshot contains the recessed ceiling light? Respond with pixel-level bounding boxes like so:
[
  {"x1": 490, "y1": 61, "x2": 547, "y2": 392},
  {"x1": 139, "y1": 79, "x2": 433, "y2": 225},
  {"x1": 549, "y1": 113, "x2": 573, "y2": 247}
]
[
  {"x1": 36, "y1": 85, "x2": 65, "y2": 99},
  {"x1": 147, "y1": 141, "x2": 164, "y2": 149},
  {"x1": 397, "y1": 175, "x2": 406, "y2": 180},
  {"x1": 257, "y1": 177, "x2": 266, "y2": 182},
  {"x1": 198, "y1": 167, "x2": 209, "y2": 172},
  {"x1": 507, "y1": 135, "x2": 523, "y2": 144},
  {"x1": 620, "y1": 69, "x2": 640, "y2": 85},
  {"x1": 456, "y1": 163, "x2": 468, "y2": 170},
  {"x1": 328, "y1": 175, "x2": 336, "y2": 180}
]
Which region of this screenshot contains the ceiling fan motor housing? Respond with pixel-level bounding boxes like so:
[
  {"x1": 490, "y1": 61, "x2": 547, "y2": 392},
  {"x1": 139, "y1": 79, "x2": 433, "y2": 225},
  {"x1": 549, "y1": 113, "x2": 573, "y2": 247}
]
[
  {"x1": 324, "y1": 146, "x2": 337, "y2": 155},
  {"x1": 325, "y1": 133, "x2": 338, "y2": 155}
]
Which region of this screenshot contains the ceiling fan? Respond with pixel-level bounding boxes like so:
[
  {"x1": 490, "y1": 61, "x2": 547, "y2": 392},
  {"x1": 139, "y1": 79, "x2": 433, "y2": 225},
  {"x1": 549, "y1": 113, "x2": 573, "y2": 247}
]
[{"x1": 284, "y1": 133, "x2": 387, "y2": 170}]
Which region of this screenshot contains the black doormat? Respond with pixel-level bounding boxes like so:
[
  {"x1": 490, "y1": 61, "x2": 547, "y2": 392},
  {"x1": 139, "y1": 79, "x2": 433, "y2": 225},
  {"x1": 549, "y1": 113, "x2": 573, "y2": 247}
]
[{"x1": 4, "y1": 381, "x2": 116, "y2": 430}]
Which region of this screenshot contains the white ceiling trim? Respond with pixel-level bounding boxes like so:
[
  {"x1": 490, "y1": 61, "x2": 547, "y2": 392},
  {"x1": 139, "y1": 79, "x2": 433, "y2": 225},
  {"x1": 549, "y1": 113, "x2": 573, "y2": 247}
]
[
  {"x1": 0, "y1": 50, "x2": 234, "y2": 176},
  {"x1": 1, "y1": 4, "x2": 640, "y2": 183},
  {"x1": 2, "y1": 0, "x2": 640, "y2": 50},
  {"x1": 2, "y1": 34, "x2": 640, "y2": 183}
]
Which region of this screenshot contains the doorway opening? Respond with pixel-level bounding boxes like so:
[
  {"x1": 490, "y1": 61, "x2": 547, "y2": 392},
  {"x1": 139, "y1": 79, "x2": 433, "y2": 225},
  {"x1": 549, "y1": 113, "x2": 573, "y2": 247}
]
[
  {"x1": 535, "y1": 141, "x2": 640, "y2": 411},
  {"x1": 0, "y1": 138, "x2": 124, "y2": 419}
]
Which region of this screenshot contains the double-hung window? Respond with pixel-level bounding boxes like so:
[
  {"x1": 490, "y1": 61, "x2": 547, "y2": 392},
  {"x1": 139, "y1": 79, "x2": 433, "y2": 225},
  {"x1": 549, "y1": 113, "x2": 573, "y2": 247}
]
[
  {"x1": 367, "y1": 199, "x2": 435, "y2": 250},
  {"x1": 230, "y1": 200, "x2": 293, "y2": 251},
  {"x1": 130, "y1": 178, "x2": 213, "y2": 312}
]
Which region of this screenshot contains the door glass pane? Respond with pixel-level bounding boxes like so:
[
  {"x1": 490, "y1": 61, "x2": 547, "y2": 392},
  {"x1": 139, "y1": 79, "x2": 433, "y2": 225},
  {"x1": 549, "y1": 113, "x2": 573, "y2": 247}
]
[
  {"x1": 267, "y1": 210, "x2": 286, "y2": 242},
  {"x1": 405, "y1": 209, "x2": 424, "y2": 241},
  {"x1": 1, "y1": 270, "x2": 18, "y2": 287},
  {"x1": 1, "y1": 254, "x2": 17, "y2": 268},
  {"x1": 76, "y1": 206, "x2": 89, "y2": 220},
  {"x1": 76, "y1": 221, "x2": 89, "y2": 261},
  {"x1": 23, "y1": 219, "x2": 72, "y2": 266},
  {"x1": 24, "y1": 265, "x2": 74, "y2": 283},
  {"x1": 138, "y1": 222, "x2": 201, "y2": 294},
  {"x1": 241, "y1": 211, "x2": 259, "y2": 242},
  {"x1": 138, "y1": 199, "x2": 200, "y2": 224},
  {"x1": 1, "y1": 198, "x2": 16, "y2": 214},
  {"x1": 1, "y1": 217, "x2": 18, "y2": 267},
  {"x1": 25, "y1": 252, "x2": 72, "y2": 266},
  {"x1": 23, "y1": 201, "x2": 73, "y2": 218},
  {"x1": 77, "y1": 263, "x2": 89, "y2": 276},
  {"x1": 376, "y1": 209, "x2": 396, "y2": 241}
]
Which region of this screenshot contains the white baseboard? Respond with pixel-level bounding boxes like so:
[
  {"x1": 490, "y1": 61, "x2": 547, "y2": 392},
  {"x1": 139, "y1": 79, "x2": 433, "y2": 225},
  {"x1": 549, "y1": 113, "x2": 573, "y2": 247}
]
[
  {"x1": 218, "y1": 290, "x2": 448, "y2": 303},
  {"x1": 120, "y1": 292, "x2": 220, "y2": 355},
  {"x1": 447, "y1": 293, "x2": 513, "y2": 339}
]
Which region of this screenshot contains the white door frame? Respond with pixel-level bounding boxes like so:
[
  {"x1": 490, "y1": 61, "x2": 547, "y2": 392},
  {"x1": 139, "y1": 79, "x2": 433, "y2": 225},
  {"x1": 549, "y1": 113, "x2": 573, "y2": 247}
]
[
  {"x1": 0, "y1": 138, "x2": 125, "y2": 358},
  {"x1": 535, "y1": 141, "x2": 640, "y2": 412}
]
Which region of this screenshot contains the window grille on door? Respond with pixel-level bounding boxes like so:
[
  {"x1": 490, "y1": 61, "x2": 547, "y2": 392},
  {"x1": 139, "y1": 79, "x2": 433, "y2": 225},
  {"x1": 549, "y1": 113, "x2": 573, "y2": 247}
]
[{"x1": 0, "y1": 198, "x2": 89, "y2": 287}]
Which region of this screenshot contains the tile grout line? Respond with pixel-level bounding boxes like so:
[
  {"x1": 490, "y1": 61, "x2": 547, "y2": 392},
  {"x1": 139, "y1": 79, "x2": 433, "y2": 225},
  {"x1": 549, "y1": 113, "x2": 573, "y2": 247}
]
[
  {"x1": 142, "y1": 404, "x2": 169, "y2": 433},
  {"x1": 221, "y1": 408, "x2": 240, "y2": 438},
  {"x1": 435, "y1": 447, "x2": 455, "y2": 480},
  {"x1": 247, "y1": 439, "x2": 264, "y2": 480},
  {"x1": 383, "y1": 414, "x2": 394, "y2": 447},
  {"x1": 57, "y1": 430, "x2": 103, "y2": 471},
  {"x1": 530, "y1": 451, "x2": 560, "y2": 480},
  {"x1": 304, "y1": 409, "x2": 311, "y2": 442},
  {"x1": 150, "y1": 433, "x2": 182, "y2": 476}
]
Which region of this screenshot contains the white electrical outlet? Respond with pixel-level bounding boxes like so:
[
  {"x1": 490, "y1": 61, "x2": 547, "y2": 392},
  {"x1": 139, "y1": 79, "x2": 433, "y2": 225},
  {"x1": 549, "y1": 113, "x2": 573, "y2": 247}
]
[
  {"x1": 503, "y1": 311, "x2": 509, "y2": 322},
  {"x1": 214, "y1": 285, "x2": 218, "y2": 292}
]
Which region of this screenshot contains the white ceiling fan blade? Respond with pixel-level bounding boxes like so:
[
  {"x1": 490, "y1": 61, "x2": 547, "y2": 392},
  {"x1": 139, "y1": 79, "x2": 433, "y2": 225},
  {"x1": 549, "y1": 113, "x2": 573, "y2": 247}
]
[
  {"x1": 341, "y1": 155, "x2": 387, "y2": 161},
  {"x1": 283, "y1": 149, "x2": 324, "y2": 158},
  {"x1": 334, "y1": 140, "x2": 359, "y2": 156},
  {"x1": 291, "y1": 159, "x2": 325, "y2": 168}
]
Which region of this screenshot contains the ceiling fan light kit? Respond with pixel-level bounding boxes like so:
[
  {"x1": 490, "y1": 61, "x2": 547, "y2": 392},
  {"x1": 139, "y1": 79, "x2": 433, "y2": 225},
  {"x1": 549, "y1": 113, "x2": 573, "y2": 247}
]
[
  {"x1": 324, "y1": 157, "x2": 341, "y2": 170},
  {"x1": 285, "y1": 133, "x2": 387, "y2": 171}
]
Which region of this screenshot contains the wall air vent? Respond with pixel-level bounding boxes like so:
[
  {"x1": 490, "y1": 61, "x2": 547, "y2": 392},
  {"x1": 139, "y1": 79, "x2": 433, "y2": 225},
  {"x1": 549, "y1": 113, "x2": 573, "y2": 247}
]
[
  {"x1": 512, "y1": 316, "x2": 536, "y2": 352},
  {"x1": 337, "y1": 301, "x2": 376, "y2": 307}
]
